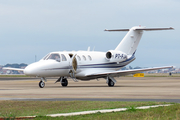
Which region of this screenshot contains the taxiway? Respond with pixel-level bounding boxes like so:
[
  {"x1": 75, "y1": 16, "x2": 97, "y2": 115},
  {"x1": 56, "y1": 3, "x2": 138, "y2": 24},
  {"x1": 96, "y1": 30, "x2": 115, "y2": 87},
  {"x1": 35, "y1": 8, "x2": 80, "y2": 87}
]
[{"x1": 0, "y1": 77, "x2": 180, "y2": 102}]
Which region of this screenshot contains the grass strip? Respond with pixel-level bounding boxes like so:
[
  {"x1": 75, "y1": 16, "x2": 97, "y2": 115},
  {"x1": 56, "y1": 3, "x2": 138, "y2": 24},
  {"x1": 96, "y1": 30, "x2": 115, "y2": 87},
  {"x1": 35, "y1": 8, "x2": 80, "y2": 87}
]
[
  {"x1": 34, "y1": 104, "x2": 180, "y2": 120},
  {"x1": 0, "y1": 101, "x2": 169, "y2": 117}
]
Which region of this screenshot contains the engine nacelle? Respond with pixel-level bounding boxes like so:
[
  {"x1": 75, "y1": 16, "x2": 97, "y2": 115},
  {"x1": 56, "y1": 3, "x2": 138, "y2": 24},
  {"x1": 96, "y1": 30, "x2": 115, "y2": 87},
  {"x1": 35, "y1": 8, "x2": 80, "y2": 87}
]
[{"x1": 106, "y1": 50, "x2": 127, "y2": 62}]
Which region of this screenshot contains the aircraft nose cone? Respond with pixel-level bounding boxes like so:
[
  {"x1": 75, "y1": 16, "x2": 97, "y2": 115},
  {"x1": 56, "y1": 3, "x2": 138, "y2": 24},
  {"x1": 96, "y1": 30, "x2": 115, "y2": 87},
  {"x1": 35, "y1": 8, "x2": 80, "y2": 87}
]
[
  {"x1": 24, "y1": 63, "x2": 38, "y2": 76},
  {"x1": 24, "y1": 66, "x2": 32, "y2": 76}
]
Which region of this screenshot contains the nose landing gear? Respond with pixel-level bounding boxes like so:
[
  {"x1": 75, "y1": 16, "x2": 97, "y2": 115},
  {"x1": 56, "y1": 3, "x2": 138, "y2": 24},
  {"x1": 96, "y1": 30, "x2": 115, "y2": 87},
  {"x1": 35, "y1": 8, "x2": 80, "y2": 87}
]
[
  {"x1": 39, "y1": 77, "x2": 47, "y2": 88},
  {"x1": 39, "y1": 81, "x2": 45, "y2": 88}
]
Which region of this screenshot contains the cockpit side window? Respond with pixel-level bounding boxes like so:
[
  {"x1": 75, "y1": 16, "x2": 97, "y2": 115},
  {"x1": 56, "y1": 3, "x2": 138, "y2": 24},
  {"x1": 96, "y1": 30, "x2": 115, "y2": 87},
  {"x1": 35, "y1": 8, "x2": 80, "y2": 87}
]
[
  {"x1": 61, "y1": 54, "x2": 67, "y2": 61},
  {"x1": 46, "y1": 53, "x2": 60, "y2": 62}
]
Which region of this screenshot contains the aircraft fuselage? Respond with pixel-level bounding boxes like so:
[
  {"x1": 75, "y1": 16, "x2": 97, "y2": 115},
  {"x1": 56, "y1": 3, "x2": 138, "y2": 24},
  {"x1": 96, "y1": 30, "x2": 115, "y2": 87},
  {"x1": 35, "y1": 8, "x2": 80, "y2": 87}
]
[{"x1": 24, "y1": 51, "x2": 135, "y2": 80}]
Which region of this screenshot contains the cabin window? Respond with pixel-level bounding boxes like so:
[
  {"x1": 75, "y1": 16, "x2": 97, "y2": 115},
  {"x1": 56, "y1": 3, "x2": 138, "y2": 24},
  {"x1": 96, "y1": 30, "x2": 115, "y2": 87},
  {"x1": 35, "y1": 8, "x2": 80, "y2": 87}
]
[
  {"x1": 61, "y1": 54, "x2": 67, "y2": 61},
  {"x1": 46, "y1": 53, "x2": 60, "y2": 62},
  {"x1": 82, "y1": 55, "x2": 86, "y2": 61},
  {"x1": 77, "y1": 55, "x2": 81, "y2": 61},
  {"x1": 88, "y1": 55, "x2": 92, "y2": 61}
]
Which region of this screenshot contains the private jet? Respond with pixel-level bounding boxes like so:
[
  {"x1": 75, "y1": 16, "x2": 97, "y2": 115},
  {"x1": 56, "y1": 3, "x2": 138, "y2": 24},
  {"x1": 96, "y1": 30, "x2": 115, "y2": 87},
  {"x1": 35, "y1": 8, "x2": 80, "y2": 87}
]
[{"x1": 4, "y1": 26, "x2": 174, "y2": 88}]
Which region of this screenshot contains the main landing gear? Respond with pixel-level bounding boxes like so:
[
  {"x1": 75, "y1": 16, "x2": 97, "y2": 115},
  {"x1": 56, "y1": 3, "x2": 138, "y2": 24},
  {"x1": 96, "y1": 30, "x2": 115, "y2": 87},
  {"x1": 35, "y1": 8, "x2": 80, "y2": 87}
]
[
  {"x1": 106, "y1": 76, "x2": 116, "y2": 87},
  {"x1": 61, "y1": 78, "x2": 68, "y2": 87},
  {"x1": 108, "y1": 79, "x2": 114, "y2": 87},
  {"x1": 55, "y1": 77, "x2": 68, "y2": 87}
]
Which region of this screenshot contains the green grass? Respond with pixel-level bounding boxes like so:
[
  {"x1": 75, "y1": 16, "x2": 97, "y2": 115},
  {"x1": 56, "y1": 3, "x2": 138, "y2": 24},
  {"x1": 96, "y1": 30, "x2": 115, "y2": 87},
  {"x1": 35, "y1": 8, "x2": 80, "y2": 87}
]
[
  {"x1": 34, "y1": 104, "x2": 180, "y2": 120},
  {"x1": 126, "y1": 106, "x2": 137, "y2": 112},
  {"x1": 0, "y1": 101, "x2": 168, "y2": 117}
]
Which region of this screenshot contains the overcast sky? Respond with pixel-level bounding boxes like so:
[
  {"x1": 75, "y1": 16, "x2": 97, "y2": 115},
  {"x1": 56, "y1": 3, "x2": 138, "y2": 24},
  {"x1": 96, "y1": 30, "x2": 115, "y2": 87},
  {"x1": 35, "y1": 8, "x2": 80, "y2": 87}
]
[{"x1": 0, "y1": 0, "x2": 179, "y2": 67}]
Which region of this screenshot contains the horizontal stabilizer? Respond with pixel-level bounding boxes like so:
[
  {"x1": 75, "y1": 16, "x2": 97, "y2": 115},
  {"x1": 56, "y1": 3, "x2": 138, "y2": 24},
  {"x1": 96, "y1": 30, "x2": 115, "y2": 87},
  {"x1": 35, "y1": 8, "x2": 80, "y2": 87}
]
[
  {"x1": 135, "y1": 27, "x2": 174, "y2": 31},
  {"x1": 3, "y1": 67, "x2": 24, "y2": 71},
  {"x1": 104, "y1": 29, "x2": 129, "y2": 31},
  {"x1": 104, "y1": 27, "x2": 174, "y2": 32}
]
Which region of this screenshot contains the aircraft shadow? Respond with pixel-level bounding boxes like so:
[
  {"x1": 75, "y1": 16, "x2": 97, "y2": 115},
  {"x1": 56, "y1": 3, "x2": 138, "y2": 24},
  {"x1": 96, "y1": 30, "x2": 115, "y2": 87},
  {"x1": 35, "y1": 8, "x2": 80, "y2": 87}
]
[
  {"x1": 45, "y1": 85, "x2": 158, "y2": 88},
  {"x1": 45, "y1": 86, "x2": 120, "y2": 88}
]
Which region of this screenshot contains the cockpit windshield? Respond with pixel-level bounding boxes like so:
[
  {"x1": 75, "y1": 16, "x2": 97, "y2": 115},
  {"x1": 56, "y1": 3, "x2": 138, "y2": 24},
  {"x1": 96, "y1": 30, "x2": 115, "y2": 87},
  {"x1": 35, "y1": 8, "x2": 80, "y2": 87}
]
[
  {"x1": 46, "y1": 53, "x2": 61, "y2": 62},
  {"x1": 42, "y1": 54, "x2": 50, "y2": 60}
]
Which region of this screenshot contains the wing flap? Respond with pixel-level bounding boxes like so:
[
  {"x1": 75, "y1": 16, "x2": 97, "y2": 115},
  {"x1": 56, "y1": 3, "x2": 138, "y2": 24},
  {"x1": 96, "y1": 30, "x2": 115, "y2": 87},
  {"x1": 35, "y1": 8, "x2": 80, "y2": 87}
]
[{"x1": 86, "y1": 66, "x2": 173, "y2": 77}]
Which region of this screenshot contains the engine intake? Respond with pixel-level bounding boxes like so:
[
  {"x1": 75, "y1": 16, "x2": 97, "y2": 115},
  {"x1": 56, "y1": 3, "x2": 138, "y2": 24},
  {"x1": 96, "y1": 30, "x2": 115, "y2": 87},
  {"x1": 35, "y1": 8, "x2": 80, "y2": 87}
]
[
  {"x1": 106, "y1": 51, "x2": 112, "y2": 59},
  {"x1": 106, "y1": 50, "x2": 127, "y2": 62}
]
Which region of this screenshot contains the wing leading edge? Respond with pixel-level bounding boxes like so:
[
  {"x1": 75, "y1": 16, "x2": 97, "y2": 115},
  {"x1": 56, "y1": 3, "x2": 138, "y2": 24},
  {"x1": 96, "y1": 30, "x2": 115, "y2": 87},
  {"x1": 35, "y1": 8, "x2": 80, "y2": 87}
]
[
  {"x1": 85, "y1": 66, "x2": 173, "y2": 78},
  {"x1": 3, "y1": 67, "x2": 24, "y2": 72}
]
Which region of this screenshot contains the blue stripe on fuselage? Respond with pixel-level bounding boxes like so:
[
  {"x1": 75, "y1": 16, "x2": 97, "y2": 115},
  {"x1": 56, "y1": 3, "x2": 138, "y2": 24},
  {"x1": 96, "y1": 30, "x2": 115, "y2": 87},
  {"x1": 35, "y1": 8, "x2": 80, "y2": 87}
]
[
  {"x1": 78, "y1": 55, "x2": 135, "y2": 69},
  {"x1": 43, "y1": 55, "x2": 135, "y2": 70}
]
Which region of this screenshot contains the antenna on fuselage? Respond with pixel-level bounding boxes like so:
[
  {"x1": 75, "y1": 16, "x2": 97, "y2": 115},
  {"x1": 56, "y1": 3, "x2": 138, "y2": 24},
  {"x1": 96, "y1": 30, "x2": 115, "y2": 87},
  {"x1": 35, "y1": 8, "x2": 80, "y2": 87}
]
[
  {"x1": 93, "y1": 46, "x2": 95, "y2": 51},
  {"x1": 35, "y1": 55, "x2": 37, "y2": 62},
  {"x1": 87, "y1": 46, "x2": 90, "y2": 51}
]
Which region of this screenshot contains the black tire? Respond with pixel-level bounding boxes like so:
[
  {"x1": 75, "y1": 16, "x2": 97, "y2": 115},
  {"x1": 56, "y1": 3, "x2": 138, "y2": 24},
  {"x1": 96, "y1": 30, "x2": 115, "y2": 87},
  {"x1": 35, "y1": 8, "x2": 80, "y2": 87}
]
[
  {"x1": 61, "y1": 78, "x2": 68, "y2": 87},
  {"x1": 108, "y1": 79, "x2": 114, "y2": 87},
  {"x1": 39, "y1": 81, "x2": 45, "y2": 88}
]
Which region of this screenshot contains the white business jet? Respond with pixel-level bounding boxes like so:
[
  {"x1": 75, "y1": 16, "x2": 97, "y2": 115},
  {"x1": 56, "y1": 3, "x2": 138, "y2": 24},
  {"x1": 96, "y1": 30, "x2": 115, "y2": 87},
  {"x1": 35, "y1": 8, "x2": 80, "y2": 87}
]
[{"x1": 4, "y1": 26, "x2": 174, "y2": 88}]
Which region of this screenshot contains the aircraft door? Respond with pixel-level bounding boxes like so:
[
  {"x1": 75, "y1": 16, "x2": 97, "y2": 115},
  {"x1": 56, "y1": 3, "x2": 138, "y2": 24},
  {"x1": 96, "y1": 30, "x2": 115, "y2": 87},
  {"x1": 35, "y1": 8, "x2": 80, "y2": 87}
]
[
  {"x1": 72, "y1": 56, "x2": 77, "y2": 72},
  {"x1": 68, "y1": 54, "x2": 78, "y2": 81},
  {"x1": 68, "y1": 54, "x2": 77, "y2": 73}
]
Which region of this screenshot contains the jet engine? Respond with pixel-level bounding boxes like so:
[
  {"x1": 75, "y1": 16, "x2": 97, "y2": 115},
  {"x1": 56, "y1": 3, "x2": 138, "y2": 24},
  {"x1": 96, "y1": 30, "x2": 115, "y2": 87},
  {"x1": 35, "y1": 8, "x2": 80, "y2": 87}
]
[{"x1": 106, "y1": 50, "x2": 127, "y2": 62}]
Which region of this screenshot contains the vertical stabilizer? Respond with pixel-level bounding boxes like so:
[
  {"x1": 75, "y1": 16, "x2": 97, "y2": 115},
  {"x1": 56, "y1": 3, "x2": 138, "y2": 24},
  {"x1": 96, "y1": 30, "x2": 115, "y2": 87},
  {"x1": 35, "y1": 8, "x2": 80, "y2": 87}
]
[{"x1": 115, "y1": 26, "x2": 144, "y2": 55}]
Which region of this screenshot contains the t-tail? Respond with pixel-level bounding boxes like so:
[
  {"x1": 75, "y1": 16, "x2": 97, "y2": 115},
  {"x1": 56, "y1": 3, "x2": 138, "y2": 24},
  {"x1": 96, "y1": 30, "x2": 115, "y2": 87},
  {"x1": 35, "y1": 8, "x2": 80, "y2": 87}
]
[{"x1": 105, "y1": 26, "x2": 174, "y2": 56}]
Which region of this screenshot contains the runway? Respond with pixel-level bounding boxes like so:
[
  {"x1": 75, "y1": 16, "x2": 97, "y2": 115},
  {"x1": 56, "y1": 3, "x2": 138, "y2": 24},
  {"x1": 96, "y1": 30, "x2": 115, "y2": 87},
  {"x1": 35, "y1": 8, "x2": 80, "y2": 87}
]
[{"x1": 0, "y1": 77, "x2": 180, "y2": 102}]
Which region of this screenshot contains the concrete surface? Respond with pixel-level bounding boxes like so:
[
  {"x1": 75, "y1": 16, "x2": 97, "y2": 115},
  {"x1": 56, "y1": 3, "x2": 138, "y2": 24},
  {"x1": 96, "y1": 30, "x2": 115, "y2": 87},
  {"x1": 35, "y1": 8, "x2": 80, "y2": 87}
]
[{"x1": 0, "y1": 77, "x2": 180, "y2": 100}]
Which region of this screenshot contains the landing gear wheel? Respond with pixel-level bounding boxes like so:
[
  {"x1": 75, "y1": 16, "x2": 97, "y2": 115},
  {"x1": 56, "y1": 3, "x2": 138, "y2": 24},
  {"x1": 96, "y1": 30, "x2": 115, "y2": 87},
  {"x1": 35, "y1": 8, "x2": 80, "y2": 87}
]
[
  {"x1": 39, "y1": 81, "x2": 45, "y2": 88},
  {"x1": 61, "y1": 78, "x2": 68, "y2": 87},
  {"x1": 108, "y1": 79, "x2": 114, "y2": 87}
]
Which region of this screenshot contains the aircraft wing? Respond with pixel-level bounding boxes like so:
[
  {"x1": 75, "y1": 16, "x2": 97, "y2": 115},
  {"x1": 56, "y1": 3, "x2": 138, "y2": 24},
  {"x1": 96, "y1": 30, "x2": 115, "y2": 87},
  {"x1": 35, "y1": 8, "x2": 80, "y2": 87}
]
[
  {"x1": 3, "y1": 67, "x2": 24, "y2": 71},
  {"x1": 86, "y1": 66, "x2": 173, "y2": 78}
]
